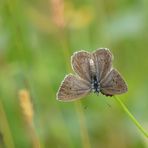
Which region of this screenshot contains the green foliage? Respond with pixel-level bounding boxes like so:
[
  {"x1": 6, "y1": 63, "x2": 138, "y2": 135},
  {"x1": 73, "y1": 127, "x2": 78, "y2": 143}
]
[{"x1": 0, "y1": 0, "x2": 148, "y2": 147}]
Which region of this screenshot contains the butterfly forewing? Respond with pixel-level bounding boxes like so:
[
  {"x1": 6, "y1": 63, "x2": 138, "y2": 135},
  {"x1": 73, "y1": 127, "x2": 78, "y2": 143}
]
[
  {"x1": 57, "y1": 74, "x2": 91, "y2": 101},
  {"x1": 71, "y1": 51, "x2": 92, "y2": 82},
  {"x1": 93, "y1": 48, "x2": 113, "y2": 81},
  {"x1": 100, "y1": 69, "x2": 128, "y2": 96}
]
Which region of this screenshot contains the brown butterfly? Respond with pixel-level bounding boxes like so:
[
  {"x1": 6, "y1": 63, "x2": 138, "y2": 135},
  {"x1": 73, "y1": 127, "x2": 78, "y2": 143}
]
[{"x1": 57, "y1": 48, "x2": 128, "y2": 102}]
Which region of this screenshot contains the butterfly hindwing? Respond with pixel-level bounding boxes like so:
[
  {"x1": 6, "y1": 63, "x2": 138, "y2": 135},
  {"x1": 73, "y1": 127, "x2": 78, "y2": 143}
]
[
  {"x1": 57, "y1": 74, "x2": 91, "y2": 101},
  {"x1": 100, "y1": 69, "x2": 128, "y2": 96}
]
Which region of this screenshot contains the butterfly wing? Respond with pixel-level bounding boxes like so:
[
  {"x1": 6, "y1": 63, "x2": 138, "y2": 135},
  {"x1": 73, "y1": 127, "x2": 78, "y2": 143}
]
[
  {"x1": 92, "y1": 48, "x2": 113, "y2": 81},
  {"x1": 100, "y1": 69, "x2": 128, "y2": 96},
  {"x1": 71, "y1": 51, "x2": 92, "y2": 82},
  {"x1": 57, "y1": 74, "x2": 91, "y2": 101}
]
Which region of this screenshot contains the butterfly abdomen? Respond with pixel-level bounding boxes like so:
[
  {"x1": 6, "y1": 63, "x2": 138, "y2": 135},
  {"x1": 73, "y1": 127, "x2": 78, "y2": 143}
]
[{"x1": 89, "y1": 59, "x2": 96, "y2": 75}]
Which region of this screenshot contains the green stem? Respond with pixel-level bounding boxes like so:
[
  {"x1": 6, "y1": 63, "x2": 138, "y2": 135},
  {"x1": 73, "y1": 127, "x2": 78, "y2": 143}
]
[
  {"x1": 113, "y1": 96, "x2": 148, "y2": 138},
  {"x1": 0, "y1": 100, "x2": 15, "y2": 148},
  {"x1": 75, "y1": 101, "x2": 91, "y2": 148}
]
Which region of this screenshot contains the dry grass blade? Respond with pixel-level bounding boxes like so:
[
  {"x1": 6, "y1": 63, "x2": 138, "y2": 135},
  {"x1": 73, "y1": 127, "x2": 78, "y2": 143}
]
[{"x1": 19, "y1": 89, "x2": 42, "y2": 148}]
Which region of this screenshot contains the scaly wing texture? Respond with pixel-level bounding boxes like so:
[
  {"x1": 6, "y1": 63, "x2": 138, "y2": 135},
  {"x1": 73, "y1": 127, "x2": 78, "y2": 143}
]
[
  {"x1": 92, "y1": 48, "x2": 113, "y2": 81},
  {"x1": 57, "y1": 74, "x2": 91, "y2": 101},
  {"x1": 100, "y1": 69, "x2": 128, "y2": 96},
  {"x1": 71, "y1": 51, "x2": 92, "y2": 82}
]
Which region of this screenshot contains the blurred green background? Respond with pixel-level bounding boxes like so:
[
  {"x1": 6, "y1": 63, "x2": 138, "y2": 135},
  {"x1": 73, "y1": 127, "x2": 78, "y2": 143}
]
[{"x1": 0, "y1": 0, "x2": 148, "y2": 147}]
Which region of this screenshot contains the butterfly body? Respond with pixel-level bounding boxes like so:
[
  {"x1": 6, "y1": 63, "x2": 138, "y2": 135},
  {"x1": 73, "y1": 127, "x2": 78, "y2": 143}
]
[
  {"x1": 57, "y1": 48, "x2": 128, "y2": 102},
  {"x1": 89, "y1": 58, "x2": 100, "y2": 93},
  {"x1": 91, "y1": 75, "x2": 100, "y2": 93}
]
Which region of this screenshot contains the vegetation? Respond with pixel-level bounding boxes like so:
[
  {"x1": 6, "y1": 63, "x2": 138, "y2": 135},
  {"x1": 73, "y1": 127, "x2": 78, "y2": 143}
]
[{"x1": 0, "y1": 0, "x2": 148, "y2": 147}]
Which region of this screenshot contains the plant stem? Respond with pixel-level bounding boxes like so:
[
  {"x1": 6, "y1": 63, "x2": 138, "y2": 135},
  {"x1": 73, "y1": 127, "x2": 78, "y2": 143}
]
[
  {"x1": 0, "y1": 100, "x2": 15, "y2": 148},
  {"x1": 113, "y1": 96, "x2": 148, "y2": 138},
  {"x1": 75, "y1": 101, "x2": 91, "y2": 148}
]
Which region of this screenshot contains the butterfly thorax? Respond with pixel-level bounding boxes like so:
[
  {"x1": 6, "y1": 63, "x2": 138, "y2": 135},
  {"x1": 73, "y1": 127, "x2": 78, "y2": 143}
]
[{"x1": 91, "y1": 75, "x2": 100, "y2": 93}]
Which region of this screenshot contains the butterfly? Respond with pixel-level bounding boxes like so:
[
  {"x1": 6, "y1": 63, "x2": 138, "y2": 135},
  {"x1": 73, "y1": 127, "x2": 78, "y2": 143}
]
[{"x1": 56, "y1": 48, "x2": 128, "y2": 102}]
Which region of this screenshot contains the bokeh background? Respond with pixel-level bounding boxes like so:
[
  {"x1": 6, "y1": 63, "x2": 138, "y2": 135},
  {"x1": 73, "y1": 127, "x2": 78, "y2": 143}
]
[{"x1": 0, "y1": 0, "x2": 148, "y2": 147}]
